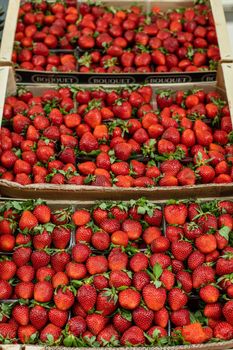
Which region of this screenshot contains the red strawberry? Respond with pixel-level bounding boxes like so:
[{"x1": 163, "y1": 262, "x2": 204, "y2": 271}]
[
  {"x1": 40, "y1": 324, "x2": 62, "y2": 344},
  {"x1": 12, "y1": 304, "x2": 29, "y2": 326},
  {"x1": 121, "y1": 326, "x2": 145, "y2": 346},
  {"x1": 30, "y1": 305, "x2": 48, "y2": 330},
  {"x1": 222, "y1": 300, "x2": 233, "y2": 326},
  {"x1": 18, "y1": 325, "x2": 38, "y2": 344},
  {"x1": 86, "y1": 313, "x2": 107, "y2": 335},
  {"x1": 181, "y1": 323, "x2": 208, "y2": 344},
  {"x1": 192, "y1": 265, "x2": 215, "y2": 288},
  {"x1": 54, "y1": 287, "x2": 75, "y2": 311},
  {"x1": 214, "y1": 322, "x2": 233, "y2": 340},
  {"x1": 142, "y1": 284, "x2": 166, "y2": 311},
  {"x1": 168, "y1": 288, "x2": 188, "y2": 311},
  {"x1": 19, "y1": 211, "x2": 38, "y2": 230},
  {"x1": 77, "y1": 284, "x2": 97, "y2": 312},
  {"x1": 132, "y1": 306, "x2": 153, "y2": 331},
  {"x1": 171, "y1": 240, "x2": 192, "y2": 261},
  {"x1": 171, "y1": 309, "x2": 190, "y2": 326},
  {"x1": 164, "y1": 203, "x2": 188, "y2": 225},
  {"x1": 118, "y1": 288, "x2": 140, "y2": 310}
]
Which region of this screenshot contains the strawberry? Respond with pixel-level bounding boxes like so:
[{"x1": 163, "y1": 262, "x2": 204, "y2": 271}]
[
  {"x1": 192, "y1": 264, "x2": 215, "y2": 288},
  {"x1": 12, "y1": 304, "x2": 29, "y2": 326},
  {"x1": 204, "y1": 303, "x2": 222, "y2": 319},
  {"x1": 119, "y1": 288, "x2": 141, "y2": 310},
  {"x1": 40, "y1": 323, "x2": 62, "y2": 344},
  {"x1": 86, "y1": 314, "x2": 107, "y2": 335},
  {"x1": 18, "y1": 325, "x2": 38, "y2": 344},
  {"x1": 222, "y1": 300, "x2": 233, "y2": 326},
  {"x1": 176, "y1": 271, "x2": 193, "y2": 293},
  {"x1": 129, "y1": 253, "x2": 148, "y2": 272},
  {"x1": 77, "y1": 284, "x2": 97, "y2": 312},
  {"x1": 132, "y1": 271, "x2": 150, "y2": 291},
  {"x1": 19, "y1": 211, "x2": 38, "y2": 231},
  {"x1": 214, "y1": 322, "x2": 233, "y2": 340},
  {"x1": 34, "y1": 281, "x2": 53, "y2": 302},
  {"x1": 49, "y1": 308, "x2": 68, "y2": 328},
  {"x1": 96, "y1": 290, "x2": 117, "y2": 316},
  {"x1": 168, "y1": 288, "x2": 188, "y2": 311},
  {"x1": 33, "y1": 204, "x2": 51, "y2": 223},
  {"x1": 181, "y1": 323, "x2": 208, "y2": 344},
  {"x1": 164, "y1": 203, "x2": 188, "y2": 225},
  {"x1": 97, "y1": 325, "x2": 119, "y2": 346},
  {"x1": 29, "y1": 305, "x2": 48, "y2": 330},
  {"x1": 195, "y1": 234, "x2": 217, "y2": 254},
  {"x1": 0, "y1": 260, "x2": 17, "y2": 280},
  {"x1": 0, "y1": 323, "x2": 16, "y2": 339},
  {"x1": 171, "y1": 241, "x2": 192, "y2": 261},
  {"x1": 132, "y1": 306, "x2": 153, "y2": 331},
  {"x1": 171, "y1": 309, "x2": 190, "y2": 327},
  {"x1": 51, "y1": 226, "x2": 71, "y2": 249},
  {"x1": 86, "y1": 255, "x2": 108, "y2": 275},
  {"x1": 142, "y1": 284, "x2": 166, "y2": 311},
  {"x1": 121, "y1": 326, "x2": 145, "y2": 346},
  {"x1": 72, "y1": 209, "x2": 91, "y2": 226},
  {"x1": 54, "y1": 287, "x2": 75, "y2": 311},
  {"x1": 109, "y1": 271, "x2": 131, "y2": 288},
  {"x1": 67, "y1": 316, "x2": 86, "y2": 337},
  {"x1": 91, "y1": 230, "x2": 110, "y2": 250}
]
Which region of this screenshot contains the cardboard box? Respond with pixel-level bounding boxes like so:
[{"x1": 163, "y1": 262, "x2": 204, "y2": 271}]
[
  {"x1": 0, "y1": 198, "x2": 233, "y2": 350},
  {"x1": 0, "y1": 0, "x2": 232, "y2": 84},
  {"x1": 0, "y1": 63, "x2": 232, "y2": 200}
]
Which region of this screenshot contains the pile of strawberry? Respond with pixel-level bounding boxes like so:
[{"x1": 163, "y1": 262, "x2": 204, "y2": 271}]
[
  {"x1": 0, "y1": 85, "x2": 232, "y2": 187},
  {"x1": 13, "y1": 1, "x2": 78, "y2": 72},
  {"x1": 0, "y1": 198, "x2": 233, "y2": 346},
  {"x1": 13, "y1": 0, "x2": 220, "y2": 73}
]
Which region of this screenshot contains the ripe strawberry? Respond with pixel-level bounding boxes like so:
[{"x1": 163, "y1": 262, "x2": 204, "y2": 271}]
[
  {"x1": 30, "y1": 305, "x2": 48, "y2": 330},
  {"x1": 142, "y1": 284, "x2": 166, "y2": 311},
  {"x1": 77, "y1": 284, "x2": 97, "y2": 312},
  {"x1": 67, "y1": 316, "x2": 87, "y2": 337},
  {"x1": 19, "y1": 211, "x2": 38, "y2": 231},
  {"x1": 164, "y1": 203, "x2": 188, "y2": 225},
  {"x1": 97, "y1": 325, "x2": 119, "y2": 346},
  {"x1": 171, "y1": 240, "x2": 192, "y2": 261},
  {"x1": 214, "y1": 322, "x2": 233, "y2": 340},
  {"x1": 121, "y1": 326, "x2": 145, "y2": 346},
  {"x1": 86, "y1": 256, "x2": 108, "y2": 275},
  {"x1": 13, "y1": 247, "x2": 32, "y2": 267},
  {"x1": 171, "y1": 309, "x2": 190, "y2": 327},
  {"x1": 54, "y1": 287, "x2": 75, "y2": 311},
  {"x1": 181, "y1": 323, "x2": 208, "y2": 344},
  {"x1": 33, "y1": 204, "x2": 51, "y2": 223},
  {"x1": 51, "y1": 226, "x2": 71, "y2": 249},
  {"x1": 168, "y1": 288, "x2": 188, "y2": 311},
  {"x1": 222, "y1": 300, "x2": 233, "y2": 326},
  {"x1": 12, "y1": 304, "x2": 29, "y2": 326},
  {"x1": 0, "y1": 260, "x2": 17, "y2": 280},
  {"x1": 176, "y1": 271, "x2": 193, "y2": 293},
  {"x1": 132, "y1": 306, "x2": 153, "y2": 331},
  {"x1": 18, "y1": 325, "x2": 38, "y2": 344},
  {"x1": 200, "y1": 285, "x2": 220, "y2": 303},
  {"x1": 204, "y1": 303, "x2": 222, "y2": 320},
  {"x1": 40, "y1": 324, "x2": 62, "y2": 344},
  {"x1": 195, "y1": 234, "x2": 217, "y2": 254},
  {"x1": 192, "y1": 264, "x2": 215, "y2": 288},
  {"x1": 109, "y1": 271, "x2": 131, "y2": 288},
  {"x1": 86, "y1": 313, "x2": 107, "y2": 335},
  {"x1": 49, "y1": 308, "x2": 68, "y2": 328},
  {"x1": 118, "y1": 288, "x2": 141, "y2": 310},
  {"x1": 0, "y1": 323, "x2": 16, "y2": 339},
  {"x1": 34, "y1": 281, "x2": 53, "y2": 303}
]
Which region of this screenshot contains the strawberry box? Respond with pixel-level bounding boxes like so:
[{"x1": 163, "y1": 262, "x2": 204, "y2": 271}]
[
  {"x1": 0, "y1": 63, "x2": 233, "y2": 199},
  {"x1": 0, "y1": 197, "x2": 233, "y2": 348},
  {"x1": 0, "y1": 0, "x2": 232, "y2": 84}
]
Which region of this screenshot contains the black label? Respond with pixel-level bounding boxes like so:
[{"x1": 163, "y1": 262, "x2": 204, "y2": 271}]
[
  {"x1": 145, "y1": 75, "x2": 192, "y2": 84},
  {"x1": 15, "y1": 70, "x2": 79, "y2": 84},
  {"x1": 15, "y1": 70, "x2": 217, "y2": 85},
  {"x1": 87, "y1": 75, "x2": 136, "y2": 84}
]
